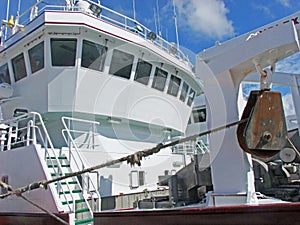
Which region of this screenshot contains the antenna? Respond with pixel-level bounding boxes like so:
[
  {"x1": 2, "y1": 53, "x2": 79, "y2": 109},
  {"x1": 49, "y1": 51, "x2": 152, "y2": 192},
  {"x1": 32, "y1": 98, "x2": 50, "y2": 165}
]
[
  {"x1": 153, "y1": 8, "x2": 158, "y2": 34},
  {"x1": 172, "y1": 0, "x2": 180, "y2": 50},
  {"x1": 156, "y1": 0, "x2": 161, "y2": 36},
  {"x1": 132, "y1": 0, "x2": 136, "y2": 20},
  {"x1": 4, "y1": 0, "x2": 10, "y2": 40}
]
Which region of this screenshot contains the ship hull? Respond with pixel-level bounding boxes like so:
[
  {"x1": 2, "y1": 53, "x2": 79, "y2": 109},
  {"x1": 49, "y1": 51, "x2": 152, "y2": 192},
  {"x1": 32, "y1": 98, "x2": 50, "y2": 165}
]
[{"x1": 1, "y1": 203, "x2": 300, "y2": 225}]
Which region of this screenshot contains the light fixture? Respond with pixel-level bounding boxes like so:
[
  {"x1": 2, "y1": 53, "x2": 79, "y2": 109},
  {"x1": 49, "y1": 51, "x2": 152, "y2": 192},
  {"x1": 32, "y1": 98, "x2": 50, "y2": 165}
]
[{"x1": 147, "y1": 31, "x2": 157, "y2": 41}]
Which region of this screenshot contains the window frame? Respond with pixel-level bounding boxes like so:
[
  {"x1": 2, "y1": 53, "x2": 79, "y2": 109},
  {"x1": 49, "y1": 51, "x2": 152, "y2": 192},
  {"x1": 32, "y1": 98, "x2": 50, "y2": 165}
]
[
  {"x1": 134, "y1": 58, "x2": 152, "y2": 85},
  {"x1": 0, "y1": 63, "x2": 11, "y2": 84},
  {"x1": 179, "y1": 82, "x2": 189, "y2": 102},
  {"x1": 28, "y1": 41, "x2": 45, "y2": 74},
  {"x1": 81, "y1": 39, "x2": 107, "y2": 72},
  {"x1": 152, "y1": 67, "x2": 168, "y2": 92},
  {"x1": 11, "y1": 53, "x2": 27, "y2": 82},
  {"x1": 109, "y1": 49, "x2": 134, "y2": 79},
  {"x1": 50, "y1": 38, "x2": 77, "y2": 67},
  {"x1": 167, "y1": 74, "x2": 181, "y2": 97}
]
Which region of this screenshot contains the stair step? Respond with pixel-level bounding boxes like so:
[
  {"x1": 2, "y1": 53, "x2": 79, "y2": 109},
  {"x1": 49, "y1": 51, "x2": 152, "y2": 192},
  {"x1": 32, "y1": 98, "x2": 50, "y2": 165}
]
[
  {"x1": 75, "y1": 217, "x2": 94, "y2": 225},
  {"x1": 46, "y1": 156, "x2": 68, "y2": 160},
  {"x1": 75, "y1": 207, "x2": 90, "y2": 214},
  {"x1": 55, "y1": 181, "x2": 77, "y2": 185},
  {"x1": 62, "y1": 198, "x2": 86, "y2": 205},
  {"x1": 48, "y1": 164, "x2": 70, "y2": 168},
  {"x1": 51, "y1": 172, "x2": 72, "y2": 177},
  {"x1": 59, "y1": 189, "x2": 82, "y2": 195}
]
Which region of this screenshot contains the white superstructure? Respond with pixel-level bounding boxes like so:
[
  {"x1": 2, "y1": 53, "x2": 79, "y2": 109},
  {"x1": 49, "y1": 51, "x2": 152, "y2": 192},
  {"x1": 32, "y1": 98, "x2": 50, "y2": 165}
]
[{"x1": 0, "y1": 0, "x2": 300, "y2": 225}]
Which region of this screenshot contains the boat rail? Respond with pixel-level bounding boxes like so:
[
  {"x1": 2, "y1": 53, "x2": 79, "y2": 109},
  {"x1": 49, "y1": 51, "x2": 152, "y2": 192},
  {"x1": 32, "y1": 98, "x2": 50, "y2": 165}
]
[
  {"x1": 1, "y1": 0, "x2": 193, "y2": 68},
  {"x1": 0, "y1": 112, "x2": 99, "y2": 216},
  {"x1": 61, "y1": 116, "x2": 101, "y2": 210}
]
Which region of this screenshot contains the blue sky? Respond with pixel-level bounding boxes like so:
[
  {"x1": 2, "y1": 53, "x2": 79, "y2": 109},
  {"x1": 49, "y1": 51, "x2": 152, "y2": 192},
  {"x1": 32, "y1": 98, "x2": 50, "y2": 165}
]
[{"x1": 1, "y1": 0, "x2": 300, "y2": 114}]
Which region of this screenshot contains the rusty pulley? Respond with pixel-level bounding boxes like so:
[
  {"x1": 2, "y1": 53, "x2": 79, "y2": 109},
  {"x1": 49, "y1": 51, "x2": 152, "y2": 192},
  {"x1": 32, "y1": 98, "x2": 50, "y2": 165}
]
[{"x1": 237, "y1": 90, "x2": 287, "y2": 158}]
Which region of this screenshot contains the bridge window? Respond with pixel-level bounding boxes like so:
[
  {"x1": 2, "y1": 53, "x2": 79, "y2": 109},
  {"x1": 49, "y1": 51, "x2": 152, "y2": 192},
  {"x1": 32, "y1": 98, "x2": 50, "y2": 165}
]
[
  {"x1": 134, "y1": 59, "x2": 152, "y2": 85},
  {"x1": 51, "y1": 38, "x2": 77, "y2": 66},
  {"x1": 179, "y1": 82, "x2": 189, "y2": 102},
  {"x1": 28, "y1": 41, "x2": 44, "y2": 73},
  {"x1": 193, "y1": 107, "x2": 206, "y2": 123},
  {"x1": 0, "y1": 64, "x2": 11, "y2": 84},
  {"x1": 167, "y1": 75, "x2": 181, "y2": 97},
  {"x1": 152, "y1": 67, "x2": 168, "y2": 91},
  {"x1": 187, "y1": 88, "x2": 195, "y2": 106},
  {"x1": 12, "y1": 53, "x2": 27, "y2": 81},
  {"x1": 109, "y1": 49, "x2": 134, "y2": 79},
  {"x1": 81, "y1": 39, "x2": 107, "y2": 72}
]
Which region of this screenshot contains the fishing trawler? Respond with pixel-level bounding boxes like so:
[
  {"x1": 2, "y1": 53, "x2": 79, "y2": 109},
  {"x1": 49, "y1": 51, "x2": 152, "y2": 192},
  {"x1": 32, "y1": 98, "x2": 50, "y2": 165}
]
[{"x1": 1, "y1": 0, "x2": 300, "y2": 224}]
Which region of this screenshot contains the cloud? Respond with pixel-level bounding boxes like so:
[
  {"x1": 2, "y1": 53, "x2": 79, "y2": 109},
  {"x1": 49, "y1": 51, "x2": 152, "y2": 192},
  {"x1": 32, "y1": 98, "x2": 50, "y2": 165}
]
[
  {"x1": 276, "y1": 0, "x2": 291, "y2": 7},
  {"x1": 282, "y1": 93, "x2": 295, "y2": 116},
  {"x1": 276, "y1": 53, "x2": 300, "y2": 74},
  {"x1": 174, "y1": 0, "x2": 234, "y2": 40}
]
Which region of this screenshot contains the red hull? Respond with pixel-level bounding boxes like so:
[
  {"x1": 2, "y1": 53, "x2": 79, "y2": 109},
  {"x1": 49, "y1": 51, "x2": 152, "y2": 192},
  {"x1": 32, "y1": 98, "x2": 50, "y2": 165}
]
[{"x1": 1, "y1": 203, "x2": 300, "y2": 225}]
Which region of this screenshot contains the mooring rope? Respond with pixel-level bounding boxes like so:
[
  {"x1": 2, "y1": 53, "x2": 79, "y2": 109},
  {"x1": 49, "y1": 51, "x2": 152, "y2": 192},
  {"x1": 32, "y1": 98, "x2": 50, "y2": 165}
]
[{"x1": 0, "y1": 117, "x2": 249, "y2": 200}]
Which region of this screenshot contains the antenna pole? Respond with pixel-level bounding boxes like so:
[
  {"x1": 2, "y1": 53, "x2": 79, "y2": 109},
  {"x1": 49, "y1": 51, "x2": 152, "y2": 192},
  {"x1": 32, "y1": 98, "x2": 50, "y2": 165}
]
[
  {"x1": 132, "y1": 0, "x2": 136, "y2": 20},
  {"x1": 4, "y1": 0, "x2": 10, "y2": 40},
  {"x1": 156, "y1": 0, "x2": 161, "y2": 36},
  {"x1": 173, "y1": 0, "x2": 180, "y2": 50}
]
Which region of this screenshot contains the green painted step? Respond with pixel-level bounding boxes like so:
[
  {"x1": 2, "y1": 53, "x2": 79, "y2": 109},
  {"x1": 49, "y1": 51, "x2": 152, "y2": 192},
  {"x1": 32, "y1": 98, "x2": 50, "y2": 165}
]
[
  {"x1": 62, "y1": 198, "x2": 85, "y2": 205},
  {"x1": 55, "y1": 181, "x2": 77, "y2": 185},
  {"x1": 75, "y1": 217, "x2": 94, "y2": 225},
  {"x1": 75, "y1": 207, "x2": 89, "y2": 214},
  {"x1": 48, "y1": 164, "x2": 70, "y2": 168},
  {"x1": 51, "y1": 172, "x2": 72, "y2": 177},
  {"x1": 46, "y1": 156, "x2": 68, "y2": 160},
  {"x1": 59, "y1": 189, "x2": 82, "y2": 195}
]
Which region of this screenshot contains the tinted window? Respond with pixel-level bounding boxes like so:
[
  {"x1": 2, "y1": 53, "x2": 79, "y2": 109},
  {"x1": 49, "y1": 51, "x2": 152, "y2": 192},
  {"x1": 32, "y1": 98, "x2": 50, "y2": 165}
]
[
  {"x1": 152, "y1": 67, "x2": 168, "y2": 91},
  {"x1": 187, "y1": 89, "x2": 196, "y2": 106},
  {"x1": 134, "y1": 59, "x2": 152, "y2": 85},
  {"x1": 0, "y1": 64, "x2": 11, "y2": 84},
  {"x1": 12, "y1": 53, "x2": 27, "y2": 81},
  {"x1": 180, "y1": 82, "x2": 189, "y2": 102},
  {"x1": 51, "y1": 38, "x2": 77, "y2": 66},
  {"x1": 29, "y1": 41, "x2": 44, "y2": 73},
  {"x1": 81, "y1": 40, "x2": 107, "y2": 72},
  {"x1": 193, "y1": 108, "x2": 206, "y2": 123},
  {"x1": 167, "y1": 75, "x2": 181, "y2": 97},
  {"x1": 109, "y1": 49, "x2": 134, "y2": 79}
]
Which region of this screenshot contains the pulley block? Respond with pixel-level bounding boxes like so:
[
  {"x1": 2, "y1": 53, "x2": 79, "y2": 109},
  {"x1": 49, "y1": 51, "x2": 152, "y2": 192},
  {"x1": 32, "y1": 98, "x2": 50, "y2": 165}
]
[{"x1": 237, "y1": 90, "x2": 287, "y2": 158}]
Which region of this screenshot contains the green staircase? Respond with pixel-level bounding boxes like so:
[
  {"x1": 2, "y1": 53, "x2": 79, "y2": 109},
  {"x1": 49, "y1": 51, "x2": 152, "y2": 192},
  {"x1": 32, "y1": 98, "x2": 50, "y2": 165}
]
[{"x1": 45, "y1": 151, "x2": 94, "y2": 225}]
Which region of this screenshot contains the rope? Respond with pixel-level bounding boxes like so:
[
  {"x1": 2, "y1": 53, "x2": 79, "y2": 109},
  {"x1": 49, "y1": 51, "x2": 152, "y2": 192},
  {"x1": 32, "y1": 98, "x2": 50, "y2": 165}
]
[
  {"x1": 0, "y1": 181, "x2": 68, "y2": 225},
  {"x1": 0, "y1": 117, "x2": 249, "y2": 199},
  {"x1": 287, "y1": 137, "x2": 300, "y2": 158}
]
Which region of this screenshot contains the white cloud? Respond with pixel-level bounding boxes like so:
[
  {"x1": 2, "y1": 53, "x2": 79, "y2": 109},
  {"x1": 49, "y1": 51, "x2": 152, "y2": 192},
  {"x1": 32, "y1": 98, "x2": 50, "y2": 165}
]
[
  {"x1": 276, "y1": 53, "x2": 300, "y2": 74},
  {"x1": 276, "y1": 0, "x2": 291, "y2": 7},
  {"x1": 174, "y1": 0, "x2": 234, "y2": 40},
  {"x1": 282, "y1": 93, "x2": 295, "y2": 116}
]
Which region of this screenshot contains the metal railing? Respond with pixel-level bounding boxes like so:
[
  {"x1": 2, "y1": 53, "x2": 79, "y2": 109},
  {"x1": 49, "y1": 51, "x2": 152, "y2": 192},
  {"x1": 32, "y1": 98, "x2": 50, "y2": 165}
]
[
  {"x1": 1, "y1": 0, "x2": 192, "y2": 68},
  {"x1": 61, "y1": 116, "x2": 101, "y2": 211}
]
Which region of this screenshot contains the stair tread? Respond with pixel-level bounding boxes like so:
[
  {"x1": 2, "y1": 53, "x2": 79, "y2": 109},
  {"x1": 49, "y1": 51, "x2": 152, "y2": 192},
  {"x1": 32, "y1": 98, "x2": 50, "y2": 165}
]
[
  {"x1": 75, "y1": 207, "x2": 90, "y2": 214},
  {"x1": 75, "y1": 217, "x2": 94, "y2": 225}
]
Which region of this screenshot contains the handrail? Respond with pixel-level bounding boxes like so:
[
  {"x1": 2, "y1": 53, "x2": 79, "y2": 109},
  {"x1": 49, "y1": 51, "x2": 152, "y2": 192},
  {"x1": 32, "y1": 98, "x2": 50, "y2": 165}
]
[
  {"x1": 61, "y1": 116, "x2": 101, "y2": 211},
  {"x1": 2, "y1": 0, "x2": 192, "y2": 68},
  {"x1": 0, "y1": 112, "x2": 76, "y2": 212}
]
